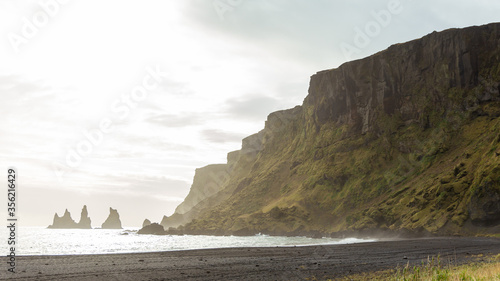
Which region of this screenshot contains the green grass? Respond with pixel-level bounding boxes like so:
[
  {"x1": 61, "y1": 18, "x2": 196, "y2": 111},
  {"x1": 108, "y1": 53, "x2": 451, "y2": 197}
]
[{"x1": 336, "y1": 255, "x2": 500, "y2": 281}]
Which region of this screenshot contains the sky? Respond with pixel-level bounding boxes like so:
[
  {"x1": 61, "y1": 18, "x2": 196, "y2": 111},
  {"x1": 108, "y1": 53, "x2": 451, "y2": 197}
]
[{"x1": 0, "y1": 0, "x2": 499, "y2": 227}]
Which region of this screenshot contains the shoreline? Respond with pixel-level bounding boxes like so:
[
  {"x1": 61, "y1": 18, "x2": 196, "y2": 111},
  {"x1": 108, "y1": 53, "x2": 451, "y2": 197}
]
[{"x1": 3, "y1": 237, "x2": 500, "y2": 280}]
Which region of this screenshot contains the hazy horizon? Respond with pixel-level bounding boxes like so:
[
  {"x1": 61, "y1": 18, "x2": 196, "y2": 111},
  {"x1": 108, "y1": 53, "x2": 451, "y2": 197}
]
[{"x1": 1, "y1": 0, "x2": 499, "y2": 227}]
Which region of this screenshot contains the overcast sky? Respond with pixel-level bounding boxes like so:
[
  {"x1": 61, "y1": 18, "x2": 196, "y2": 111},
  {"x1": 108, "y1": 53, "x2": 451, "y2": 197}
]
[{"x1": 1, "y1": 0, "x2": 498, "y2": 227}]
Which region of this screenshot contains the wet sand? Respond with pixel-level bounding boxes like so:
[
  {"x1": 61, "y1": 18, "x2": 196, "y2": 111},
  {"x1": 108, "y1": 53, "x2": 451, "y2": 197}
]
[{"x1": 3, "y1": 237, "x2": 500, "y2": 280}]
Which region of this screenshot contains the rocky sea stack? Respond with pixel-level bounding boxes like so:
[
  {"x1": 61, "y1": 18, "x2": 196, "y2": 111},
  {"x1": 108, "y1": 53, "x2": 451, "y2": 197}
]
[
  {"x1": 77, "y1": 205, "x2": 92, "y2": 229},
  {"x1": 159, "y1": 23, "x2": 500, "y2": 237},
  {"x1": 138, "y1": 223, "x2": 166, "y2": 235},
  {"x1": 48, "y1": 205, "x2": 92, "y2": 229},
  {"x1": 101, "y1": 207, "x2": 122, "y2": 229},
  {"x1": 142, "y1": 219, "x2": 152, "y2": 228}
]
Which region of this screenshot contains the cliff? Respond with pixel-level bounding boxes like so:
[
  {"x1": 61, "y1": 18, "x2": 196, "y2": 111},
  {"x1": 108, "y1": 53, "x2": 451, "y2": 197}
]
[
  {"x1": 48, "y1": 205, "x2": 92, "y2": 229},
  {"x1": 101, "y1": 207, "x2": 122, "y2": 229},
  {"x1": 167, "y1": 23, "x2": 500, "y2": 237},
  {"x1": 161, "y1": 161, "x2": 235, "y2": 228}
]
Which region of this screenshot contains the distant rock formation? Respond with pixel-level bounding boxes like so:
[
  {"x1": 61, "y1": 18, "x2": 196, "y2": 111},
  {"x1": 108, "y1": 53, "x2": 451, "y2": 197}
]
[
  {"x1": 77, "y1": 205, "x2": 92, "y2": 229},
  {"x1": 142, "y1": 219, "x2": 152, "y2": 228},
  {"x1": 48, "y1": 209, "x2": 77, "y2": 229},
  {"x1": 101, "y1": 207, "x2": 122, "y2": 229},
  {"x1": 48, "y1": 205, "x2": 92, "y2": 229},
  {"x1": 137, "y1": 223, "x2": 166, "y2": 235}
]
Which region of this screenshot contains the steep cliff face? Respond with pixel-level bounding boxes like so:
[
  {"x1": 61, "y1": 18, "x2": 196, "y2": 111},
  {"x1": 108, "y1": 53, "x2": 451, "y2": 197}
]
[
  {"x1": 101, "y1": 207, "x2": 122, "y2": 229},
  {"x1": 174, "y1": 164, "x2": 230, "y2": 215},
  {"x1": 161, "y1": 164, "x2": 231, "y2": 228},
  {"x1": 170, "y1": 23, "x2": 500, "y2": 236},
  {"x1": 304, "y1": 25, "x2": 499, "y2": 135}
]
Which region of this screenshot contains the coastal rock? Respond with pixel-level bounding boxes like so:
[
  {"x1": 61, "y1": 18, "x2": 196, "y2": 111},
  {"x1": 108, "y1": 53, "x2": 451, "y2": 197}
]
[
  {"x1": 101, "y1": 207, "x2": 122, "y2": 229},
  {"x1": 137, "y1": 223, "x2": 166, "y2": 235},
  {"x1": 142, "y1": 219, "x2": 152, "y2": 228}
]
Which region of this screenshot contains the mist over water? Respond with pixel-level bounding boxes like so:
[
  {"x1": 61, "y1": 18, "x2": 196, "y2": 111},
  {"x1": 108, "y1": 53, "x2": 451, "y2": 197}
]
[{"x1": 10, "y1": 227, "x2": 375, "y2": 256}]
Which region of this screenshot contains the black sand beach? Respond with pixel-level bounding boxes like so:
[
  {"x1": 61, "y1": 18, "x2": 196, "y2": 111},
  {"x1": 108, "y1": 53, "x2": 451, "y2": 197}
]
[{"x1": 3, "y1": 237, "x2": 500, "y2": 280}]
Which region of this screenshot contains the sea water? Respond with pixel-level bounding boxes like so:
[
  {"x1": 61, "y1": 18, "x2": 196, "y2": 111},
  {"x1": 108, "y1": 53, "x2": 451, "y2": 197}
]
[{"x1": 3, "y1": 227, "x2": 375, "y2": 256}]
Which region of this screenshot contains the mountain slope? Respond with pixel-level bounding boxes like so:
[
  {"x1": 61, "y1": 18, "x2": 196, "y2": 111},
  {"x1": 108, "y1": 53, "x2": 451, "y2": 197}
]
[{"x1": 163, "y1": 23, "x2": 500, "y2": 237}]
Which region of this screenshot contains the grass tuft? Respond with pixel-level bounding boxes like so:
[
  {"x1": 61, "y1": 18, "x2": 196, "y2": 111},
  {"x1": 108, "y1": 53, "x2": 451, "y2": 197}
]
[{"x1": 336, "y1": 255, "x2": 500, "y2": 281}]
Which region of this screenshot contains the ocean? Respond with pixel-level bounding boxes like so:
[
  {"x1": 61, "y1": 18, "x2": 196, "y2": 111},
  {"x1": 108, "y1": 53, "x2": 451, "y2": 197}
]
[{"x1": 5, "y1": 227, "x2": 375, "y2": 256}]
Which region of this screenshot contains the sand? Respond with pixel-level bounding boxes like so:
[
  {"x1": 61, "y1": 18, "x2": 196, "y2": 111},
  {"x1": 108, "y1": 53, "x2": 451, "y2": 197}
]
[{"x1": 2, "y1": 237, "x2": 500, "y2": 280}]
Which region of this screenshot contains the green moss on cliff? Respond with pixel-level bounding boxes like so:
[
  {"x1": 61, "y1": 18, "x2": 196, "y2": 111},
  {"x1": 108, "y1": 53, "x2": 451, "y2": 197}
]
[
  {"x1": 176, "y1": 24, "x2": 500, "y2": 236},
  {"x1": 182, "y1": 99, "x2": 500, "y2": 237}
]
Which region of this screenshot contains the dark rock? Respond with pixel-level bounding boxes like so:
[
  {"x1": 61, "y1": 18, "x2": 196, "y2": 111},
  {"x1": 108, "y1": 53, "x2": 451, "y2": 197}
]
[
  {"x1": 138, "y1": 223, "x2": 166, "y2": 235},
  {"x1": 232, "y1": 228, "x2": 256, "y2": 236},
  {"x1": 101, "y1": 207, "x2": 122, "y2": 229},
  {"x1": 469, "y1": 179, "x2": 500, "y2": 226},
  {"x1": 165, "y1": 227, "x2": 183, "y2": 235},
  {"x1": 305, "y1": 24, "x2": 500, "y2": 135}
]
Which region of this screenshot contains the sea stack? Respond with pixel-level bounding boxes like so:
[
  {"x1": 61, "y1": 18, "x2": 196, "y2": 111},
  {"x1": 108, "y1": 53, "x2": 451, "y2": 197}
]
[
  {"x1": 101, "y1": 207, "x2": 122, "y2": 229},
  {"x1": 138, "y1": 223, "x2": 166, "y2": 235},
  {"x1": 48, "y1": 209, "x2": 78, "y2": 229},
  {"x1": 142, "y1": 219, "x2": 152, "y2": 228},
  {"x1": 77, "y1": 205, "x2": 92, "y2": 229},
  {"x1": 48, "y1": 205, "x2": 93, "y2": 229}
]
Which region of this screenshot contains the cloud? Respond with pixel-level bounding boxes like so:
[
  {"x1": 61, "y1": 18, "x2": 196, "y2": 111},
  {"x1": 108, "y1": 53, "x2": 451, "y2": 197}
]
[
  {"x1": 223, "y1": 95, "x2": 282, "y2": 121},
  {"x1": 0, "y1": 75, "x2": 54, "y2": 110},
  {"x1": 201, "y1": 129, "x2": 246, "y2": 144},
  {"x1": 4, "y1": 0, "x2": 500, "y2": 227},
  {"x1": 0, "y1": 75, "x2": 49, "y2": 93},
  {"x1": 58, "y1": 169, "x2": 191, "y2": 199},
  {"x1": 109, "y1": 174, "x2": 191, "y2": 199},
  {"x1": 180, "y1": 0, "x2": 500, "y2": 72},
  {"x1": 103, "y1": 132, "x2": 197, "y2": 155},
  {"x1": 146, "y1": 113, "x2": 204, "y2": 128},
  {"x1": 179, "y1": 0, "x2": 372, "y2": 67}
]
